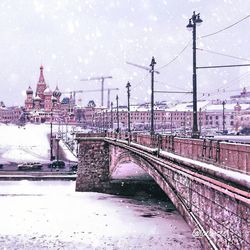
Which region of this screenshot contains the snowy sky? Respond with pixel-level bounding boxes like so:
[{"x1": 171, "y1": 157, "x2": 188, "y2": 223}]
[{"x1": 0, "y1": 0, "x2": 250, "y2": 107}]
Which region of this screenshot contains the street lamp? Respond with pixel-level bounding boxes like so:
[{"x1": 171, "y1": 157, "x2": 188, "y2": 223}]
[
  {"x1": 116, "y1": 95, "x2": 120, "y2": 132},
  {"x1": 50, "y1": 97, "x2": 57, "y2": 164},
  {"x1": 222, "y1": 100, "x2": 226, "y2": 134},
  {"x1": 150, "y1": 57, "x2": 156, "y2": 135},
  {"x1": 110, "y1": 102, "x2": 113, "y2": 130},
  {"x1": 126, "y1": 81, "x2": 131, "y2": 132},
  {"x1": 186, "y1": 11, "x2": 203, "y2": 138}
]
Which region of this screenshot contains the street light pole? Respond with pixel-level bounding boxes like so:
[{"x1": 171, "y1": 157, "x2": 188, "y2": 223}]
[
  {"x1": 116, "y1": 95, "x2": 119, "y2": 132},
  {"x1": 111, "y1": 102, "x2": 113, "y2": 130},
  {"x1": 199, "y1": 107, "x2": 202, "y2": 134},
  {"x1": 50, "y1": 114, "x2": 53, "y2": 161},
  {"x1": 126, "y1": 81, "x2": 131, "y2": 132},
  {"x1": 50, "y1": 97, "x2": 57, "y2": 169},
  {"x1": 222, "y1": 100, "x2": 226, "y2": 133},
  {"x1": 150, "y1": 57, "x2": 156, "y2": 135},
  {"x1": 187, "y1": 11, "x2": 203, "y2": 138}
]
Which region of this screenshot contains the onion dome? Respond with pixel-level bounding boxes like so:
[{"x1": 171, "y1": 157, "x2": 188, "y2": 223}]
[
  {"x1": 26, "y1": 86, "x2": 33, "y2": 95},
  {"x1": 53, "y1": 86, "x2": 61, "y2": 97},
  {"x1": 44, "y1": 86, "x2": 52, "y2": 95},
  {"x1": 51, "y1": 95, "x2": 57, "y2": 104},
  {"x1": 33, "y1": 95, "x2": 41, "y2": 102}
]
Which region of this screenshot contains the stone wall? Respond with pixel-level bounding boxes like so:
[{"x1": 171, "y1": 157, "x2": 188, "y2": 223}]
[
  {"x1": 75, "y1": 138, "x2": 110, "y2": 192},
  {"x1": 155, "y1": 163, "x2": 250, "y2": 250}
]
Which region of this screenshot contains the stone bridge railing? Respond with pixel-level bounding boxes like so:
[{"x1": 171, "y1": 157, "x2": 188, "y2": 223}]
[{"x1": 105, "y1": 132, "x2": 250, "y2": 174}]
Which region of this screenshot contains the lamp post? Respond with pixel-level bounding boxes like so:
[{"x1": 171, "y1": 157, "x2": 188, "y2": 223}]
[
  {"x1": 186, "y1": 11, "x2": 203, "y2": 138},
  {"x1": 150, "y1": 57, "x2": 156, "y2": 135},
  {"x1": 222, "y1": 100, "x2": 226, "y2": 133},
  {"x1": 116, "y1": 95, "x2": 119, "y2": 132},
  {"x1": 199, "y1": 107, "x2": 202, "y2": 134},
  {"x1": 50, "y1": 97, "x2": 57, "y2": 168},
  {"x1": 126, "y1": 81, "x2": 131, "y2": 132},
  {"x1": 170, "y1": 112, "x2": 173, "y2": 135},
  {"x1": 110, "y1": 101, "x2": 113, "y2": 130}
]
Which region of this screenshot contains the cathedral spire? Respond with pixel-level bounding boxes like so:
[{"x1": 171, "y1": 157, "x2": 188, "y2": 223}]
[{"x1": 38, "y1": 65, "x2": 45, "y2": 83}]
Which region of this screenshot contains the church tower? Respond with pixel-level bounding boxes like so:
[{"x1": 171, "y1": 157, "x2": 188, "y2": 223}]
[
  {"x1": 25, "y1": 86, "x2": 33, "y2": 111},
  {"x1": 35, "y1": 65, "x2": 47, "y2": 108}
]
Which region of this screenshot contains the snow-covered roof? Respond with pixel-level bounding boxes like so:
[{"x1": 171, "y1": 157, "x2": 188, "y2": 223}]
[
  {"x1": 167, "y1": 101, "x2": 209, "y2": 112},
  {"x1": 205, "y1": 103, "x2": 250, "y2": 112}
]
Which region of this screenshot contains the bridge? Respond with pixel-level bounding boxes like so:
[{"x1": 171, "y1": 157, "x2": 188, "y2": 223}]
[{"x1": 75, "y1": 132, "x2": 250, "y2": 250}]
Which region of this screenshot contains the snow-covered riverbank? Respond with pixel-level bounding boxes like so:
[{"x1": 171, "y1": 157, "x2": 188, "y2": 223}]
[{"x1": 0, "y1": 123, "x2": 77, "y2": 164}]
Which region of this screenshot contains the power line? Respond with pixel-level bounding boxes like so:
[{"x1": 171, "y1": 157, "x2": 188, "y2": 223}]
[
  {"x1": 197, "y1": 71, "x2": 250, "y2": 100},
  {"x1": 131, "y1": 72, "x2": 150, "y2": 90},
  {"x1": 198, "y1": 86, "x2": 250, "y2": 100},
  {"x1": 197, "y1": 63, "x2": 250, "y2": 69},
  {"x1": 200, "y1": 14, "x2": 250, "y2": 39},
  {"x1": 155, "y1": 80, "x2": 191, "y2": 92},
  {"x1": 197, "y1": 48, "x2": 250, "y2": 62},
  {"x1": 157, "y1": 40, "x2": 191, "y2": 70}
]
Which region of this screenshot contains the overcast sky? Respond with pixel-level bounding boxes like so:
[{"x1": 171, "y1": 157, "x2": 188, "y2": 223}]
[{"x1": 0, "y1": 0, "x2": 250, "y2": 107}]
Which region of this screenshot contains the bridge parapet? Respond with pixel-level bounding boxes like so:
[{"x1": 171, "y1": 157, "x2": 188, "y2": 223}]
[{"x1": 106, "y1": 132, "x2": 250, "y2": 174}]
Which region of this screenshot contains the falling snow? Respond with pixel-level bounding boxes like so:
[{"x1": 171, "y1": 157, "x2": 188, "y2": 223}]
[{"x1": 0, "y1": 0, "x2": 249, "y2": 107}]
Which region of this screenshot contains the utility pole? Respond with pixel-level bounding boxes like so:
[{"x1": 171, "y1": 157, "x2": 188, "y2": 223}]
[
  {"x1": 126, "y1": 81, "x2": 131, "y2": 132},
  {"x1": 183, "y1": 112, "x2": 186, "y2": 135},
  {"x1": 199, "y1": 108, "x2": 202, "y2": 134},
  {"x1": 170, "y1": 112, "x2": 173, "y2": 135},
  {"x1": 116, "y1": 95, "x2": 119, "y2": 132},
  {"x1": 126, "y1": 58, "x2": 159, "y2": 135},
  {"x1": 111, "y1": 102, "x2": 113, "y2": 129},
  {"x1": 150, "y1": 57, "x2": 156, "y2": 135},
  {"x1": 222, "y1": 100, "x2": 226, "y2": 133}
]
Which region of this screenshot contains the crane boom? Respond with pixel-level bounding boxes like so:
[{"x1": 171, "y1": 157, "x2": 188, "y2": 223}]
[
  {"x1": 126, "y1": 61, "x2": 160, "y2": 74},
  {"x1": 61, "y1": 88, "x2": 118, "y2": 94},
  {"x1": 80, "y1": 76, "x2": 112, "y2": 81},
  {"x1": 80, "y1": 76, "x2": 113, "y2": 106},
  {"x1": 61, "y1": 88, "x2": 119, "y2": 108}
]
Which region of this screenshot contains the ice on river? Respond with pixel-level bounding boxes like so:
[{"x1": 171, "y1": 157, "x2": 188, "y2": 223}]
[{"x1": 0, "y1": 180, "x2": 201, "y2": 249}]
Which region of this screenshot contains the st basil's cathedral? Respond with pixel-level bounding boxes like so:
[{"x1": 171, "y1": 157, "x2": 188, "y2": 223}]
[{"x1": 24, "y1": 65, "x2": 74, "y2": 123}]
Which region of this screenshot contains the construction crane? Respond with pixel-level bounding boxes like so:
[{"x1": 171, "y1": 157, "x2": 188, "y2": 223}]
[
  {"x1": 126, "y1": 61, "x2": 160, "y2": 74},
  {"x1": 80, "y1": 76, "x2": 112, "y2": 106},
  {"x1": 61, "y1": 88, "x2": 119, "y2": 108}
]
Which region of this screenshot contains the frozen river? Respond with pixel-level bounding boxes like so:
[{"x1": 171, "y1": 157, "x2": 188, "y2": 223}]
[{"x1": 0, "y1": 180, "x2": 201, "y2": 250}]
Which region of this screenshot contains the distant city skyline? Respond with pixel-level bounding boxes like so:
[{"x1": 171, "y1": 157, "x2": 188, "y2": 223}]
[{"x1": 1, "y1": 0, "x2": 250, "y2": 107}]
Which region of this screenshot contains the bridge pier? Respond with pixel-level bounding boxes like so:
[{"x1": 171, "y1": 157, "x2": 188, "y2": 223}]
[{"x1": 75, "y1": 138, "x2": 110, "y2": 192}]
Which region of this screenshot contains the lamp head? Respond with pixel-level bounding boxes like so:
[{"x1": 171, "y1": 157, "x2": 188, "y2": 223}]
[
  {"x1": 195, "y1": 14, "x2": 203, "y2": 26},
  {"x1": 186, "y1": 19, "x2": 193, "y2": 31}
]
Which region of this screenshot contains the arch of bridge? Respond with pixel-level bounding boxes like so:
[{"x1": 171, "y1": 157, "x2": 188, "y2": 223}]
[{"x1": 109, "y1": 144, "x2": 163, "y2": 185}]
